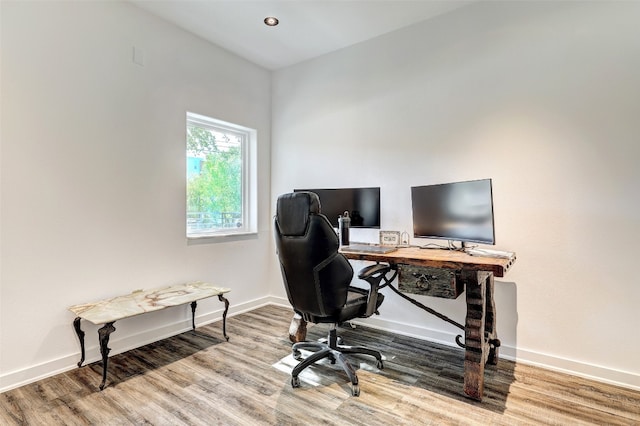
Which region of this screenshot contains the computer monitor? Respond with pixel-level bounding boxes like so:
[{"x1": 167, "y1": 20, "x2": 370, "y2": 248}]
[
  {"x1": 411, "y1": 179, "x2": 495, "y2": 246},
  {"x1": 293, "y1": 187, "x2": 381, "y2": 228}
]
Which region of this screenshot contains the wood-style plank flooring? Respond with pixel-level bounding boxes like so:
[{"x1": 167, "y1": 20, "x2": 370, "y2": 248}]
[{"x1": 1, "y1": 305, "x2": 639, "y2": 425}]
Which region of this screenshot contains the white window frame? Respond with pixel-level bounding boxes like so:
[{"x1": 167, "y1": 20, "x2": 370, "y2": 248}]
[{"x1": 186, "y1": 112, "x2": 257, "y2": 239}]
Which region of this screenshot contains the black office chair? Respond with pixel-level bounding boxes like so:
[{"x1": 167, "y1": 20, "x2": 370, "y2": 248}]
[{"x1": 274, "y1": 191, "x2": 392, "y2": 396}]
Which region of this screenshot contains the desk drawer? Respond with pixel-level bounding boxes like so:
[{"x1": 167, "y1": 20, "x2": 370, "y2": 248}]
[{"x1": 397, "y1": 264, "x2": 463, "y2": 299}]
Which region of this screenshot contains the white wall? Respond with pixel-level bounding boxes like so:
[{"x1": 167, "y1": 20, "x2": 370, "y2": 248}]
[
  {"x1": 271, "y1": 1, "x2": 640, "y2": 389},
  {"x1": 2, "y1": 0, "x2": 639, "y2": 395},
  {"x1": 0, "y1": 1, "x2": 272, "y2": 391}
]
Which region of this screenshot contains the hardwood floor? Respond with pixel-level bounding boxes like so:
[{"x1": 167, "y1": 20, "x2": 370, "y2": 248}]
[{"x1": 1, "y1": 305, "x2": 639, "y2": 425}]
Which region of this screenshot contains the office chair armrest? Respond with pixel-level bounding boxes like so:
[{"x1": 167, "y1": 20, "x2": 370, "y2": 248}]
[
  {"x1": 358, "y1": 263, "x2": 392, "y2": 317},
  {"x1": 358, "y1": 263, "x2": 391, "y2": 280}
]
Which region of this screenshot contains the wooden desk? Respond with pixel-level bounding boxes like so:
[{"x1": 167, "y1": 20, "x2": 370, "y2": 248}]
[{"x1": 341, "y1": 246, "x2": 515, "y2": 401}]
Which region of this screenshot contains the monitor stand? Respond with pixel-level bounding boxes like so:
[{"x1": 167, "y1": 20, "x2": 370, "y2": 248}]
[{"x1": 448, "y1": 240, "x2": 466, "y2": 251}]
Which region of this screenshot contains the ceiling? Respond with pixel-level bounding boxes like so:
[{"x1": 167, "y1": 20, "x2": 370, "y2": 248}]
[{"x1": 130, "y1": 1, "x2": 473, "y2": 70}]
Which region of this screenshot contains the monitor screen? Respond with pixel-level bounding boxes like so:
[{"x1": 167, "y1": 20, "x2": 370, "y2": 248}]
[
  {"x1": 293, "y1": 187, "x2": 381, "y2": 228},
  {"x1": 411, "y1": 179, "x2": 495, "y2": 245}
]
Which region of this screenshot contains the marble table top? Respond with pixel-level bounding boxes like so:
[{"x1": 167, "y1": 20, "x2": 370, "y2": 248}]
[{"x1": 68, "y1": 281, "x2": 230, "y2": 325}]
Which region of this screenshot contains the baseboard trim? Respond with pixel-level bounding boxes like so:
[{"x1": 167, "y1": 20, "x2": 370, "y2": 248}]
[
  {"x1": 511, "y1": 347, "x2": 640, "y2": 392},
  {"x1": 354, "y1": 314, "x2": 640, "y2": 392},
  {"x1": 2, "y1": 298, "x2": 638, "y2": 393},
  {"x1": 272, "y1": 296, "x2": 640, "y2": 390},
  {"x1": 0, "y1": 296, "x2": 272, "y2": 393}
]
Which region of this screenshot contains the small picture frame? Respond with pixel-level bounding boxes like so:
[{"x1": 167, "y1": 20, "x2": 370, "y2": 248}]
[{"x1": 379, "y1": 231, "x2": 401, "y2": 247}]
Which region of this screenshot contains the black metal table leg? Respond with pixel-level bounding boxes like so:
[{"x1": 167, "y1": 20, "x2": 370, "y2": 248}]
[
  {"x1": 98, "y1": 322, "x2": 116, "y2": 390},
  {"x1": 218, "y1": 294, "x2": 230, "y2": 341},
  {"x1": 73, "y1": 317, "x2": 86, "y2": 367},
  {"x1": 190, "y1": 301, "x2": 197, "y2": 330}
]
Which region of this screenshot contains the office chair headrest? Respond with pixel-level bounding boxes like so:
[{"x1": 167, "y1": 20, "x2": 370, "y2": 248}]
[{"x1": 276, "y1": 192, "x2": 321, "y2": 237}]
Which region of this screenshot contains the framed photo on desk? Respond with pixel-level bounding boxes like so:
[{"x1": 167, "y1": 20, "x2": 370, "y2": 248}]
[{"x1": 379, "y1": 230, "x2": 400, "y2": 246}]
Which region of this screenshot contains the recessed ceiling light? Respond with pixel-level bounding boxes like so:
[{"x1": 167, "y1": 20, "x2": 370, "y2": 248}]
[{"x1": 264, "y1": 16, "x2": 279, "y2": 27}]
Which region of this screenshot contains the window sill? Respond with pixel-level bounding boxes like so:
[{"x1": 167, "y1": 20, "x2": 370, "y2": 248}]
[{"x1": 187, "y1": 231, "x2": 258, "y2": 245}]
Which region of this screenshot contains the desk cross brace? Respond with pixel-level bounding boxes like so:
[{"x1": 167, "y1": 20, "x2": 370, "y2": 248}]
[
  {"x1": 381, "y1": 267, "x2": 499, "y2": 352},
  {"x1": 385, "y1": 282, "x2": 467, "y2": 348}
]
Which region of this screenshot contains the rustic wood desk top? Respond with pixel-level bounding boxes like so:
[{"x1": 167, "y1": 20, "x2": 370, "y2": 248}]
[{"x1": 340, "y1": 246, "x2": 515, "y2": 277}]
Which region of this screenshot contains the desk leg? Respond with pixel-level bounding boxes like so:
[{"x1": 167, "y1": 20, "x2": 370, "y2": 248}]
[
  {"x1": 73, "y1": 317, "x2": 86, "y2": 367},
  {"x1": 288, "y1": 313, "x2": 307, "y2": 343},
  {"x1": 98, "y1": 322, "x2": 116, "y2": 390},
  {"x1": 218, "y1": 294, "x2": 230, "y2": 341},
  {"x1": 485, "y1": 273, "x2": 500, "y2": 365},
  {"x1": 463, "y1": 271, "x2": 487, "y2": 401}
]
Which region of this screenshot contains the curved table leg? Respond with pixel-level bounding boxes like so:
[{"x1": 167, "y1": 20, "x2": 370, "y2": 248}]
[
  {"x1": 190, "y1": 301, "x2": 197, "y2": 330},
  {"x1": 73, "y1": 317, "x2": 86, "y2": 367},
  {"x1": 218, "y1": 294, "x2": 230, "y2": 341},
  {"x1": 98, "y1": 322, "x2": 116, "y2": 390}
]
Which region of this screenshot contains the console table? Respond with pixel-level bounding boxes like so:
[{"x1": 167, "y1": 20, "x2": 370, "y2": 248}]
[
  {"x1": 340, "y1": 246, "x2": 515, "y2": 401},
  {"x1": 69, "y1": 281, "x2": 230, "y2": 390}
]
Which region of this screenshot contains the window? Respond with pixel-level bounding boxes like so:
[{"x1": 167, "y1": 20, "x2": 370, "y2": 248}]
[{"x1": 186, "y1": 112, "x2": 257, "y2": 238}]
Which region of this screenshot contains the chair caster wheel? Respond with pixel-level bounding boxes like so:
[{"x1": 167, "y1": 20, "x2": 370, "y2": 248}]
[
  {"x1": 377, "y1": 359, "x2": 384, "y2": 369},
  {"x1": 291, "y1": 376, "x2": 300, "y2": 388},
  {"x1": 351, "y1": 384, "x2": 360, "y2": 397},
  {"x1": 293, "y1": 350, "x2": 302, "y2": 361}
]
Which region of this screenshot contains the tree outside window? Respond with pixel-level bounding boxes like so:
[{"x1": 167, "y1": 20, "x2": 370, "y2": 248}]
[{"x1": 187, "y1": 113, "x2": 254, "y2": 237}]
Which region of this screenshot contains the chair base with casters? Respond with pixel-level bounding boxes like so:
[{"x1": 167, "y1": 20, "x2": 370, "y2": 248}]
[
  {"x1": 287, "y1": 265, "x2": 393, "y2": 396},
  {"x1": 291, "y1": 324, "x2": 384, "y2": 397}
]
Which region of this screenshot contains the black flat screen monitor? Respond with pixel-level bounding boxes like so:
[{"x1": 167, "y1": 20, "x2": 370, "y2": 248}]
[
  {"x1": 411, "y1": 179, "x2": 495, "y2": 245},
  {"x1": 293, "y1": 187, "x2": 381, "y2": 228}
]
